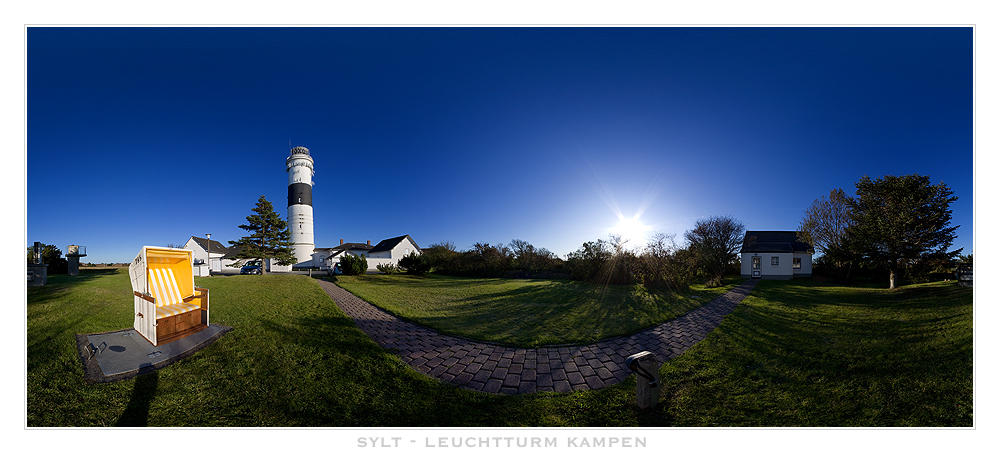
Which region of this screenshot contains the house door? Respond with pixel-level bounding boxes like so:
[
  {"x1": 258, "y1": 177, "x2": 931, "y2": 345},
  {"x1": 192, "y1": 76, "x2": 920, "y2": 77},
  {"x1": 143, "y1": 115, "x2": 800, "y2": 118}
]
[{"x1": 751, "y1": 256, "x2": 761, "y2": 278}]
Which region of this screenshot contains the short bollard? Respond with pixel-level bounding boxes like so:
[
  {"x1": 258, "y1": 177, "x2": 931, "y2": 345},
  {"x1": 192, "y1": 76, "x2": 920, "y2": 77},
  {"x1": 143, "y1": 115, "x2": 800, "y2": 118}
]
[{"x1": 625, "y1": 351, "x2": 661, "y2": 409}]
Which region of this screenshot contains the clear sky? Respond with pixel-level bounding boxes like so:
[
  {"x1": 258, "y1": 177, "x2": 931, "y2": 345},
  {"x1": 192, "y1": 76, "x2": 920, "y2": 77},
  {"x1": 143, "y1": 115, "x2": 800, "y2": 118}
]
[{"x1": 27, "y1": 27, "x2": 973, "y2": 264}]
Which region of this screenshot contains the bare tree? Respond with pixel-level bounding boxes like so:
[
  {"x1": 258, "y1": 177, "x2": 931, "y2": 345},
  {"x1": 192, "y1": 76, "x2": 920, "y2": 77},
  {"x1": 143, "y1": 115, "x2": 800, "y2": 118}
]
[
  {"x1": 684, "y1": 215, "x2": 745, "y2": 287},
  {"x1": 798, "y1": 188, "x2": 854, "y2": 282},
  {"x1": 641, "y1": 232, "x2": 693, "y2": 291}
]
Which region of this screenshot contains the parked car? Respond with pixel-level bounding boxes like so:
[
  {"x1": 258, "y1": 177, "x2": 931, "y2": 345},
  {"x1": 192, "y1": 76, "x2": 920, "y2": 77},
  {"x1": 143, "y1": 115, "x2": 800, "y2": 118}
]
[
  {"x1": 240, "y1": 260, "x2": 263, "y2": 275},
  {"x1": 327, "y1": 262, "x2": 343, "y2": 276}
]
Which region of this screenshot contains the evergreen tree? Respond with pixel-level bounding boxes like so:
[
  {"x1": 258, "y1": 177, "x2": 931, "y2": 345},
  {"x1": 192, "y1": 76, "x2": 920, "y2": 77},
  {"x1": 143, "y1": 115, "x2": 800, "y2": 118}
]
[
  {"x1": 849, "y1": 174, "x2": 961, "y2": 289},
  {"x1": 228, "y1": 195, "x2": 295, "y2": 274},
  {"x1": 26, "y1": 243, "x2": 68, "y2": 274}
]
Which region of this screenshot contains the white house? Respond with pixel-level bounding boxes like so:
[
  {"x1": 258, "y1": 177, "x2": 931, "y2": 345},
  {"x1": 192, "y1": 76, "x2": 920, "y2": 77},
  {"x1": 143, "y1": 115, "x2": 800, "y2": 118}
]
[
  {"x1": 317, "y1": 240, "x2": 374, "y2": 271},
  {"x1": 183, "y1": 236, "x2": 232, "y2": 276},
  {"x1": 368, "y1": 234, "x2": 421, "y2": 261},
  {"x1": 740, "y1": 231, "x2": 813, "y2": 279},
  {"x1": 324, "y1": 234, "x2": 422, "y2": 272}
]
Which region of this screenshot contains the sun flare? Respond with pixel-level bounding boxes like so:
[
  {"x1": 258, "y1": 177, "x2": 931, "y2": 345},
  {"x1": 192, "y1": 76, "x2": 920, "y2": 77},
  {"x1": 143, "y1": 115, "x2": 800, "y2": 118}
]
[{"x1": 611, "y1": 216, "x2": 651, "y2": 245}]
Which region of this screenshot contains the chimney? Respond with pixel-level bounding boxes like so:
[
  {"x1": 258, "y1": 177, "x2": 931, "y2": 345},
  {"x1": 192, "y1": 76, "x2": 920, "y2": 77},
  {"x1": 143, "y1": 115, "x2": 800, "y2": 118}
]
[
  {"x1": 367, "y1": 240, "x2": 371, "y2": 246},
  {"x1": 340, "y1": 239, "x2": 344, "y2": 245}
]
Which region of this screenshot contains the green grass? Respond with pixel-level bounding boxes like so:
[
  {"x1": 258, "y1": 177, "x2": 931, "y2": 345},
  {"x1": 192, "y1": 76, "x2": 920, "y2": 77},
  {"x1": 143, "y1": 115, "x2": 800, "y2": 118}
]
[
  {"x1": 658, "y1": 279, "x2": 973, "y2": 426},
  {"x1": 27, "y1": 269, "x2": 972, "y2": 426},
  {"x1": 332, "y1": 274, "x2": 740, "y2": 347}
]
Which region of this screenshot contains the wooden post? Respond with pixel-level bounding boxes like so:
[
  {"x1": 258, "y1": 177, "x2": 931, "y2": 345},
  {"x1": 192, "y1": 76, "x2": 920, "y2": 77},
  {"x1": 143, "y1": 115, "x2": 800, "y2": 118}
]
[{"x1": 626, "y1": 351, "x2": 661, "y2": 409}]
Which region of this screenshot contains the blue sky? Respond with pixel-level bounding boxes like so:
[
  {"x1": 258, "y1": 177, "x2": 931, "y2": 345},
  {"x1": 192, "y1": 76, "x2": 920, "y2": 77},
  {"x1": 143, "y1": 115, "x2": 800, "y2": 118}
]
[{"x1": 26, "y1": 27, "x2": 973, "y2": 264}]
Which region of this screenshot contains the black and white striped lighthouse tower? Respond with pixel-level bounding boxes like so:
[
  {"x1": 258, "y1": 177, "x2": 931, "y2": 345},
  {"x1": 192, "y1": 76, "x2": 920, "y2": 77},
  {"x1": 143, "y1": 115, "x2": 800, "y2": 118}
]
[{"x1": 286, "y1": 146, "x2": 315, "y2": 267}]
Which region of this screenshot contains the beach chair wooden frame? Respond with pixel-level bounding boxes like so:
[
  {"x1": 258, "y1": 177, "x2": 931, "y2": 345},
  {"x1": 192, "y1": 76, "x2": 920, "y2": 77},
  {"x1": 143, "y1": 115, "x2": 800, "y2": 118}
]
[{"x1": 129, "y1": 246, "x2": 210, "y2": 346}]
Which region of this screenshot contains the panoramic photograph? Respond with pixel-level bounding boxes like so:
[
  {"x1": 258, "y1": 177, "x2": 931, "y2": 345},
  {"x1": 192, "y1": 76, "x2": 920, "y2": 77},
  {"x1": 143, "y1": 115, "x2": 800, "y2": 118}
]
[{"x1": 25, "y1": 24, "x2": 974, "y2": 447}]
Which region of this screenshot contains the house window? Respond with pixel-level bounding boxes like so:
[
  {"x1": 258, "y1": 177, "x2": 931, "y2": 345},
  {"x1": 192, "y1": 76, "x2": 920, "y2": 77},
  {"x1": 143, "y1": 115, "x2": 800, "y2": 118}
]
[
  {"x1": 771, "y1": 256, "x2": 779, "y2": 266},
  {"x1": 793, "y1": 258, "x2": 802, "y2": 269}
]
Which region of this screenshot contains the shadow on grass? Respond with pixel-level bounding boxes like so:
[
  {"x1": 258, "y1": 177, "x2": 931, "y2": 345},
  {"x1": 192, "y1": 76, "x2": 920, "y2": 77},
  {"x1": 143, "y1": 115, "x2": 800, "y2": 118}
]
[{"x1": 115, "y1": 371, "x2": 159, "y2": 427}]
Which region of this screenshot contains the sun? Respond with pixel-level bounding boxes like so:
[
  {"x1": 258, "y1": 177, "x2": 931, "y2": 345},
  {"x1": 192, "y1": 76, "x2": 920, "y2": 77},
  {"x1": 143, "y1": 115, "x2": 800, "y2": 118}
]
[{"x1": 611, "y1": 215, "x2": 651, "y2": 245}]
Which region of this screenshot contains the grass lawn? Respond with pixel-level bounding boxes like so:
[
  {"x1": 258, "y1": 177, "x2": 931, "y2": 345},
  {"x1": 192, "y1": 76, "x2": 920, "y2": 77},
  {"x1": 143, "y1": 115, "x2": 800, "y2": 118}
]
[
  {"x1": 26, "y1": 269, "x2": 972, "y2": 426},
  {"x1": 332, "y1": 274, "x2": 740, "y2": 347}
]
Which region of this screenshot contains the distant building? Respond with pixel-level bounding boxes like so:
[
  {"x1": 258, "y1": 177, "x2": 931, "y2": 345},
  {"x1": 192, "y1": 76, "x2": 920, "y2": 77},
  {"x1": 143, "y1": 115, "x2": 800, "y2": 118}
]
[
  {"x1": 183, "y1": 236, "x2": 230, "y2": 276},
  {"x1": 315, "y1": 240, "x2": 374, "y2": 271},
  {"x1": 321, "y1": 235, "x2": 422, "y2": 272},
  {"x1": 740, "y1": 231, "x2": 812, "y2": 279}
]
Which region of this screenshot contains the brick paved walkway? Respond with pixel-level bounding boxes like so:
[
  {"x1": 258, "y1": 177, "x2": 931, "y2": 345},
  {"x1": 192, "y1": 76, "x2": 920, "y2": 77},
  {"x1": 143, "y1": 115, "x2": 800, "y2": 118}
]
[{"x1": 316, "y1": 278, "x2": 758, "y2": 395}]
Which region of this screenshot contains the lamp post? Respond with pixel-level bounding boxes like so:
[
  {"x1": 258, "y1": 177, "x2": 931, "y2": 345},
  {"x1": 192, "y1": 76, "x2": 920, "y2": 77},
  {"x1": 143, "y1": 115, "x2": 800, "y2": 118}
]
[{"x1": 205, "y1": 233, "x2": 212, "y2": 276}]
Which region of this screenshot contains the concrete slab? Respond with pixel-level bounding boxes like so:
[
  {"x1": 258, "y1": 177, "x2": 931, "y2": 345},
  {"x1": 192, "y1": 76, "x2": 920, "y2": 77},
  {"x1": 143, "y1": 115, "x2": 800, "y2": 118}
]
[{"x1": 76, "y1": 324, "x2": 232, "y2": 383}]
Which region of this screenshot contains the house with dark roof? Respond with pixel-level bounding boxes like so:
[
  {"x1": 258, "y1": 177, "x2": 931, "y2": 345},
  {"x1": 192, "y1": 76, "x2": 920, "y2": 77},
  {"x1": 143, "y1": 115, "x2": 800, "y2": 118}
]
[
  {"x1": 316, "y1": 240, "x2": 375, "y2": 271},
  {"x1": 368, "y1": 235, "x2": 421, "y2": 262},
  {"x1": 739, "y1": 231, "x2": 813, "y2": 279},
  {"x1": 317, "y1": 235, "x2": 421, "y2": 272},
  {"x1": 184, "y1": 236, "x2": 230, "y2": 276}
]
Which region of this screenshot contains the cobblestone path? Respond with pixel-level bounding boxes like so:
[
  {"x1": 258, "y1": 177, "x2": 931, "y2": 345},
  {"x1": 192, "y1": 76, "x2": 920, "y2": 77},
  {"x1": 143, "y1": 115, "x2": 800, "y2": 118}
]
[{"x1": 316, "y1": 278, "x2": 758, "y2": 395}]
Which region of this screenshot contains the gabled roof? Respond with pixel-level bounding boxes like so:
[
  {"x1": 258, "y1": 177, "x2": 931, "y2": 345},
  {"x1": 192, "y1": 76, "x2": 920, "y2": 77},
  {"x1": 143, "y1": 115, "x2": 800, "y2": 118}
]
[
  {"x1": 369, "y1": 234, "x2": 420, "y2": 254},
  {"x1": 740, "y1": 231, "x2": 812, "y2": 253},
  {"x1": 333, "y1": 243, "x2": 374, "y2": 252},
  {"x1": 222, "y1": 245, "x2": 243, "y2": 259},
  {"x1": 189, "y1": 236, "x2": 229, "y2": 255}
]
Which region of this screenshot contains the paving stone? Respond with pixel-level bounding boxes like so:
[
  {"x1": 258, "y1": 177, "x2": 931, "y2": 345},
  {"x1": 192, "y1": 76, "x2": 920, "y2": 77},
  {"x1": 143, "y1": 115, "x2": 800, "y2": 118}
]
[
  {"x1": 553, "y1": 380, "x2": 572, "y2": 393},
  {"x1": 520, "y1": 368, "x2": 536, "y2": 382},
  {"x1": 482, "y1": 380, "x2": 502, "y2": 393},
  {"x1": 465, "y1": 362, "x2": 483, "y2": 374},
  {"x1": 473, "y1": 369, "x2": 492, "y2": 383},
  {"x1": 453, "y1": 372, "x2": 474, "y2": 386}
]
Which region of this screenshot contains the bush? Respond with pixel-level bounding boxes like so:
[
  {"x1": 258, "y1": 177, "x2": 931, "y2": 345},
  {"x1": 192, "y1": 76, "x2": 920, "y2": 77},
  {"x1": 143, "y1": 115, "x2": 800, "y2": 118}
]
[
  {"x1": 376, "y1": 263, "x2": 397, "y2": 275},
  {"x1": 340, "y1": 254, "x2": 368, "y2": 275},
  {"x1": 398, "y1": 252, "x2": 430, "y2": 275}
]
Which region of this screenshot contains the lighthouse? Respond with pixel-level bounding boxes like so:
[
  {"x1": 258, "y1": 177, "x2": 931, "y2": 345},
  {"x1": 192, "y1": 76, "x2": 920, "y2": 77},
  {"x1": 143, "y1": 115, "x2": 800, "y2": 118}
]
[{"x1": 286, "y1": 146, "x2": 315, "y2": 267}]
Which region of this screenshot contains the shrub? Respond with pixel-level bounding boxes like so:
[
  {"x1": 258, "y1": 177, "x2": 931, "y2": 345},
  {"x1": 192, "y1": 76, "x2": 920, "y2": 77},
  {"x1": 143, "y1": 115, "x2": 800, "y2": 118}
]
[
  {"x1": 376, "y1": 262, "x2": 397, "y2": 275},
  {"x1": 340, "y1": 254, "x2": 368, "y2": 275},
  {"x1": 398, "y1": 252, "x2": 430, "y2": 275}
]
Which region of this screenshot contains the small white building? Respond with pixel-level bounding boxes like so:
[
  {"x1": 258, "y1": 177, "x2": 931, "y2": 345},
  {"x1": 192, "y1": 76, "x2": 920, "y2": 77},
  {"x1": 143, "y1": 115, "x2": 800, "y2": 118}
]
[
  {"x1": 317, "y1": 240, "x2": 374, "y2": 271},
  {"x1": 183, "y1": 236, "x2": 231, "y2": 276},
  {"x1": 324, "y1": 235, "x2": 422, "y2": 272},
  {"x1": 368, "y1": 234, "x2": 421, "y2": 261},
  {"x1": 740, "y1": 231, "x2": 813, "y2": 279}
]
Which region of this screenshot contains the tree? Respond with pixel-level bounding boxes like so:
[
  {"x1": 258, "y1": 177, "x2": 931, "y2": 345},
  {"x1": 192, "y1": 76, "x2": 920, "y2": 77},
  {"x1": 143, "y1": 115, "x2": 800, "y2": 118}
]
[
  {"x1": 420, "y1": 241, "x2": 460, "y2": 274},
  {"x1": 340, "y1": 253, "x2": 368, "y2": 275},
  {"x1": 509, "y1": 239, "x2": 559, "y2": 274},
  {"x1": 566, "y1": 239, "x2": 611, "y2": 282},
  {"x1": 684, "y1": 215, "x2": 745, "y2": 287},
  {"x1": 398, "y1": 252, "x2": 431, "y2": 275},
  {"x1": 26, "y1": 243, "x2": 68, "y2": 274},
  {"x1": 798, "y1": 188, "x2": 855, "y2": 282},
  {"x1": 227, "y1": 195, "x2": 296, "y2": 274},
  {"x1": 640, "y1": 232, "x2": 694, "y2": 291},
  {"x1": 848, "y1": 174, "x2": 961, "y2": 289}
]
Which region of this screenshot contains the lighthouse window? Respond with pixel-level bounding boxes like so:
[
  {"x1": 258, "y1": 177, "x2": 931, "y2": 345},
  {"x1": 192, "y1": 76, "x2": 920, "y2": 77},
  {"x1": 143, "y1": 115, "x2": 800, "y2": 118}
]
[{"x1": 298, "y1": 197, "x2": 301, "y2": 203}]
